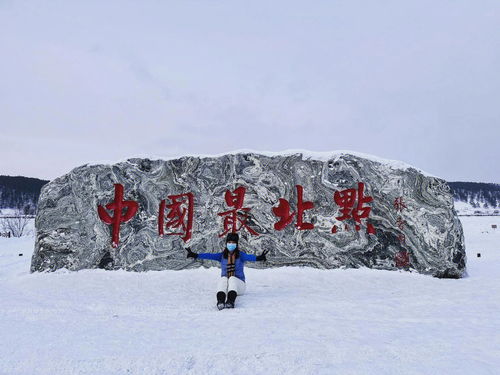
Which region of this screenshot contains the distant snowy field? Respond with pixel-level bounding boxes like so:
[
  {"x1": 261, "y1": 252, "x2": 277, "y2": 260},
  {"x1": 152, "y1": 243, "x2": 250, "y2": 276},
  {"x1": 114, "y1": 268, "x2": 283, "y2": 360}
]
[
  {"x1": 1, "y1": 217, "x2": 499, "y2": 375},
  {"x1": 453, "y1": 201, "x2": 500, "y2": 216}
]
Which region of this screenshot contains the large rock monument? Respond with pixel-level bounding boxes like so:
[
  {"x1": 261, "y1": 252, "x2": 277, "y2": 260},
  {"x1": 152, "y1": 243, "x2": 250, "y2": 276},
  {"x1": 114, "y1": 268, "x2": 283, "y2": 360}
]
[{"x1": 31, "y1": 151, "x2": 466, "y2": 278}]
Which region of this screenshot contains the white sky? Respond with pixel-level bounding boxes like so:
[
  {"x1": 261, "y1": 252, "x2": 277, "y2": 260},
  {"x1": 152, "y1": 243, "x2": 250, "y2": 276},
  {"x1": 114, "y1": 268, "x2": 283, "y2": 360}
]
[{"x1": 1, "y1": 0, "x2": 499, "y2": 182}]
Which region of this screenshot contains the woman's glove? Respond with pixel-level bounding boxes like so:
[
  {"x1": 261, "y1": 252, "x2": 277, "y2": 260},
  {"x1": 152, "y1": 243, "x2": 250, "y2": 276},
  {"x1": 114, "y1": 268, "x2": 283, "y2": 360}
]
[
  {"x1": 186, "y1": 247, "x2": 198, "y2": 259},
  {"x1": 256, "y1": 249, "x2": 269, "y2": 261}
]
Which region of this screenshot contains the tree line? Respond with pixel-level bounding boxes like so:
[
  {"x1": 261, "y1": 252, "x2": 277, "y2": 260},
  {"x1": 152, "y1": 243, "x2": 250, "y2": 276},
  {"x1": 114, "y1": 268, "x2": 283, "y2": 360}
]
[
  {"x1": 447, "y1": 181, "x2": 500, "y2": 209},
  {"x1": 0, "y1": 175, "x2": 49, "y2": 214}
]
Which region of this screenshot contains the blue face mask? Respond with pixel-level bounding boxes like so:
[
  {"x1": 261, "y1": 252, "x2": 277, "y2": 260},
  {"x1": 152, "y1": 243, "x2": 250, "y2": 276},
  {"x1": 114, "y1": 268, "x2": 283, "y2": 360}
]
[{"x1": 226, "y1": 243, "x2": 237, "y2": 251}]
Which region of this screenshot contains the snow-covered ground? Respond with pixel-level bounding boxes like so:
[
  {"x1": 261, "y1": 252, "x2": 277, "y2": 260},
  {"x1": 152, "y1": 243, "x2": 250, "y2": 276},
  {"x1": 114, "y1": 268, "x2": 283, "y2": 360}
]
[
  {"x1": 0, "y1": 217, "x2": 499, "y2": 375},
  {"x1": 0, "y1": 217, "x2": 35, "y2": 238},
  {"x1": 0, "y1": 208, "x2": 18, "y2": 216},
  {"x1": 454, "y1": 201, "x2": 500, "y2": 216}
]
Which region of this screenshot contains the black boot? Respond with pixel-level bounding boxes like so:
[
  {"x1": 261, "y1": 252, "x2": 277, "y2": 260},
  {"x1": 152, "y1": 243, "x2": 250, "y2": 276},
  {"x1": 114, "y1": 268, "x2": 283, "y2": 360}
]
[
  {"x1": 216, "y1": 292, "x2": 226, "y2": 310},
  {"x1": 225, "y1": 290, "x2": 237, "y2": 308}
]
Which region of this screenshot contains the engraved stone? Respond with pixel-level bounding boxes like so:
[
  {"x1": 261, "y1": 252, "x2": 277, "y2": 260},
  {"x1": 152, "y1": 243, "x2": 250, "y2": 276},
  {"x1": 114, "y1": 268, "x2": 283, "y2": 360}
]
[{"x1": 31, "y1": 152, "x2": 466, "y2": 278}]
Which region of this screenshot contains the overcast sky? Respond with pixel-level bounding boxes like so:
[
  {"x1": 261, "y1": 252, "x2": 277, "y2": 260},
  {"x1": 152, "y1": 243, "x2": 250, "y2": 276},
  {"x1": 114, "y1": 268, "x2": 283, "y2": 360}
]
[{"x1": 1, "y1": 0, "x2": 499, "y2": 183}]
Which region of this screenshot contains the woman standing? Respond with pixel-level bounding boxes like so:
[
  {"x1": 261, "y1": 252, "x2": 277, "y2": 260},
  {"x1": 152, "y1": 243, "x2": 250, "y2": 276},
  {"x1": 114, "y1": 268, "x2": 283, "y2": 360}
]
[{"x1": 186, "y1": 232, "x2": 268, "y2": 310}]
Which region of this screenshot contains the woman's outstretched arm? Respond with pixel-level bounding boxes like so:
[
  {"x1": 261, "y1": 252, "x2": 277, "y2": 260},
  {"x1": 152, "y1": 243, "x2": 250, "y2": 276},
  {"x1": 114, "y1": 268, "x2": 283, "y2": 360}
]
[
  {"x1": 241, "y1": 250, "x2": 268, "y2": 262},
  {"x1": 185, "y1": 247, "x2": 222, "y2": 261}
]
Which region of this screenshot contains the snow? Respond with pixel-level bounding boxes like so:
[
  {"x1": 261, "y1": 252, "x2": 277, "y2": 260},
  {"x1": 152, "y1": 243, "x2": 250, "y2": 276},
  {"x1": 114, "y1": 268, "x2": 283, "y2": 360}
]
[
  {"x1": 454, "y1": 200, "x2": 500, "y2": 216},
  {"x1": 0, "y1": 217, "x2": 35, "y2": 238},
  {"x1": 0, "y1": 208, "x2": 22, "y2": 217},
  {"x1": 1, "y1": 216, "x2": 499, "y2": 374}
]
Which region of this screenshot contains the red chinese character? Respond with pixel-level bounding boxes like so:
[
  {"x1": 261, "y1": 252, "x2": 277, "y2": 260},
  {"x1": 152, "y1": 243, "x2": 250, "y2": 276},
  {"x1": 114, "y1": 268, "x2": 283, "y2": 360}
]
[
  {"x1": 272, "y1": 198, "x2": 295, "y2": 230},
  {"x1": 158, "y1": 192, "x2": 194, "y2": 242},
  {"x1": 98, "y1": 184, "x2": 139, "y2": 247},
  {"x1": 396, "y1": 216, "x2": 406, "y2": 230},
  {"x1": 366, "y1": 223, "x2": 376, "y2": 234},
  {"x1": 218, "y1": 186, "x2": 259, "y2": 237},
  {"x1": 334, "y1": 182, "x2": 373, "y2": 223},
  {"x1": 333, "y1": 182, "x2": 375, "y2": 234},
  {"x1": 334, "y1": 188, "x2": 356, "y2": 221},
  {"x1": 272, "y1": 185, "x2": 314, "y2": 231},
  {"x1": 394, "y1": 197, "x2": 407, "y2": 212},
  {"x1": 395, "y1": 251, "x2": 410, "y2": 268},
  {"x1": 397, "y1": 233, "x2": 406, "y2": 244}
]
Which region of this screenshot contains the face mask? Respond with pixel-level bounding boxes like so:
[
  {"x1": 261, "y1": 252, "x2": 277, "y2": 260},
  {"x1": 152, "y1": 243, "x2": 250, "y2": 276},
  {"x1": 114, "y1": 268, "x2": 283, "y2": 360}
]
[{"x1": 226, "y1": 243, "x2": 237, "y2": 251}]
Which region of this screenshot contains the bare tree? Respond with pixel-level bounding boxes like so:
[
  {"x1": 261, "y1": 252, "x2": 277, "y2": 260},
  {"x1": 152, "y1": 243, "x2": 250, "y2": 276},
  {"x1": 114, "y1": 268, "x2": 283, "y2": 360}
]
[{"x1": 0, "y1": 209, "x2": 32, "y2": 237}]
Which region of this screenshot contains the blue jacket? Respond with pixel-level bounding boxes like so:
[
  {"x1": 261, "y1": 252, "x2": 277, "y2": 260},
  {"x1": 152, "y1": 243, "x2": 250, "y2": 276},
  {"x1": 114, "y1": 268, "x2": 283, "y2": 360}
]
[{"x1": 197, "y1": 251, "x2": 257, "y2": 282}]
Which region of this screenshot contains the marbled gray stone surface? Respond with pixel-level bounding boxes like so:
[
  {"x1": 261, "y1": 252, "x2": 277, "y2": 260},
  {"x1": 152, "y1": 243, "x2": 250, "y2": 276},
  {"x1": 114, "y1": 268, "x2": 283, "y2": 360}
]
[{"x1": 31, "y1": 151, "x2": 466, "y2": 278}]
